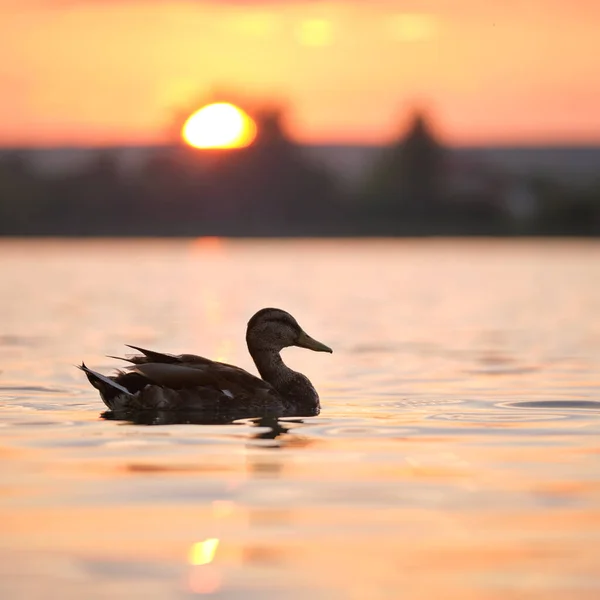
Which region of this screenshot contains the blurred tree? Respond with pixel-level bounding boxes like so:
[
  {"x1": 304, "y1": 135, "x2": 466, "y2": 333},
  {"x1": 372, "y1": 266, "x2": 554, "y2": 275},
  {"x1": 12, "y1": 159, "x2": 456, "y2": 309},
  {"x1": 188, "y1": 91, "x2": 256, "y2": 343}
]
[
  {"x1": 532, "y1": 176, "x2": 600, "y2": 235},
  {"x1": 363, "y1": 110, "x2": 447, "y2": 220},
  {"x1": 202, "y1": 108, "x2": 339, "y2": 235},
  {"x1": 135, "y1": 150, "x2": 210, "y2": 234},
  {"x1": 46, "y1": 151, "x2": 132, "y2": 234},
  {"x1": 0, "y1": 154, "x2": 43, "y2": 233}
]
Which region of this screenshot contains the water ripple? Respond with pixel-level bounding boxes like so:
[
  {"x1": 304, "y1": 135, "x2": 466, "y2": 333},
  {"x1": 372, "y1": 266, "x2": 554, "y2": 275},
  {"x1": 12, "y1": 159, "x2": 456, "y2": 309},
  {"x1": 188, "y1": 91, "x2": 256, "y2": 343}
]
[
  {"x1": 430, "y1": 411, "x2": 569, "y2": 422},
  {"x1": 465, "y1": 364, "x2": 540, "y2": 375},
  {"x1": 391, "y1": 398, "x2": 465, "y2": 408},
  {"x1": 301, "y1": 424, "x2": 415, "y2": 438},
  {"x1": 502, "y1": 400, "x2": 600, "y2": 411},
  {"x1": 0, "y1": 385, "x2": 74, "y2": 394}
]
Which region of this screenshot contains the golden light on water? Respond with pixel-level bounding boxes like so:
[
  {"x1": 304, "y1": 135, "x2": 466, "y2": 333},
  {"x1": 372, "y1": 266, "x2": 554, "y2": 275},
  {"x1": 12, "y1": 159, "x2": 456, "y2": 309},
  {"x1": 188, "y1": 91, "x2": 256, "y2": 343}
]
[
  {"x1": 189, "y1": 538, "x2": 220, "y2": 566},
  {"x1": 212, "y1": 499, "x2": 236, "y2": 519},
  {"x1": 182, "y1": 103, "x2": 257, "y2": 149},
  {"x1": 188, "y1": 568, "x2": 222, "y2": 595}
]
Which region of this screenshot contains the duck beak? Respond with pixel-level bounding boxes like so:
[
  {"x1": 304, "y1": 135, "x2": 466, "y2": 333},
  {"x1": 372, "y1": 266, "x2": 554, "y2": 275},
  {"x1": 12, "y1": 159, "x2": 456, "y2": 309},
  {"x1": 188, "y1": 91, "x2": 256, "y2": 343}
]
[{"x1": 296, "y1": 330, "x2": 333, "y2": 353}]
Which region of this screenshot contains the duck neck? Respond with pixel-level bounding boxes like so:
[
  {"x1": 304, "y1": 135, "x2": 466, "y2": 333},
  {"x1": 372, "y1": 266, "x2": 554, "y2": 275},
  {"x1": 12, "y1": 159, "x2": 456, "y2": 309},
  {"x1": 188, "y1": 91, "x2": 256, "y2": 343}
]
[{"x1": 249, "y1": 346, "x2": 295, "y2": 390}]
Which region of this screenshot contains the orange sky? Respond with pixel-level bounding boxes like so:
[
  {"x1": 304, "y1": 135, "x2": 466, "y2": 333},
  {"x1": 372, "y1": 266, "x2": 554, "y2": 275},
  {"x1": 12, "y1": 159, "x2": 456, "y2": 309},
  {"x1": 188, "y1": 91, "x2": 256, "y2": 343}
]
[{"x1": 1, "y1": 0, "x2": 600, "y2": 146}]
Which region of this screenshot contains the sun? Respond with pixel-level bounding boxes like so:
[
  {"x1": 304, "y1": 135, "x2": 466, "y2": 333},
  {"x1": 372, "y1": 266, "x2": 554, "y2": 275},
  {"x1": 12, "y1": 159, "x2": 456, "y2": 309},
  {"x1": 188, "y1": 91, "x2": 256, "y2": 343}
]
[{"x1": 182, "y1": 102, "x2": 257, "y2": 149}]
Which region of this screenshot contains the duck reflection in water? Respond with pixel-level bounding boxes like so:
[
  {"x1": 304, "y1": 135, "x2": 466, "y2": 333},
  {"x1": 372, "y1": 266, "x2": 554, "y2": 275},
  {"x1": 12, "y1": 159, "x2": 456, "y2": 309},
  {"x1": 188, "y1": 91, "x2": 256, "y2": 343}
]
[
  {"x1": 101, "y1": 410, "x2": 305, "y2": 442},
  {"x1": 80, "y1": 308, "x2": 331, "y2": 423}
]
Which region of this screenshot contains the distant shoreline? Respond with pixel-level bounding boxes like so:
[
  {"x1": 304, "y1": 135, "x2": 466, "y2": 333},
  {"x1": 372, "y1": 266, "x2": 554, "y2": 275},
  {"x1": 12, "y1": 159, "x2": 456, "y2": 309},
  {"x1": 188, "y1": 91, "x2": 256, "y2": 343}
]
[{"x1": 2, "y1": 143, "x2": 600, "y2": 185}]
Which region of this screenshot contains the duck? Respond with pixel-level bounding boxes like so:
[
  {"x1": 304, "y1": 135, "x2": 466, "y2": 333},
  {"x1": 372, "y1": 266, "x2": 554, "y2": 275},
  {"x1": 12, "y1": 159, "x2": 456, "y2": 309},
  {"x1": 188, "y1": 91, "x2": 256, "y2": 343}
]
[{"x1": 79, "y1": 308, "x2": 332, "y2": 421}]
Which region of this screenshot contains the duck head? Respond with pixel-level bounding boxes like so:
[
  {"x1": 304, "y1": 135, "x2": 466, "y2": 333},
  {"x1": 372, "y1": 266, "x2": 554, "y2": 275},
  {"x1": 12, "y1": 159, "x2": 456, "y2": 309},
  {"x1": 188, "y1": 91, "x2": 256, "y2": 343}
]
[{"x1": 246, "y1": 308, "x2": 332, "y2": 354}]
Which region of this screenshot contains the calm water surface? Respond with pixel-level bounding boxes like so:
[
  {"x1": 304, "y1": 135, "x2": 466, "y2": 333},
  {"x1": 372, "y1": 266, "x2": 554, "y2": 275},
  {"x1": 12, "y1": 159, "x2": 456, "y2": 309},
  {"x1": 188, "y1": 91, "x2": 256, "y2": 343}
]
[{"x1": 0, "y1": 239, "x2": 599, "y2": 599}]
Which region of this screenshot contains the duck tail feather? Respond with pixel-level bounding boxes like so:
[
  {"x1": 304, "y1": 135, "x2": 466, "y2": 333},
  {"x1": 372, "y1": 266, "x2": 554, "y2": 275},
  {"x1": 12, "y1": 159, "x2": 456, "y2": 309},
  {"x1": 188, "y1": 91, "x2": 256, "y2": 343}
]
[
  {"x1": 106, "y1": 355, "x2": 133, "y2": 363},
  {"x1": 77, "y1": 363, "x2": 133, "y2": 397},
  {"x1": 124, "y1": 344, "x2": 179, "y2": 364}
]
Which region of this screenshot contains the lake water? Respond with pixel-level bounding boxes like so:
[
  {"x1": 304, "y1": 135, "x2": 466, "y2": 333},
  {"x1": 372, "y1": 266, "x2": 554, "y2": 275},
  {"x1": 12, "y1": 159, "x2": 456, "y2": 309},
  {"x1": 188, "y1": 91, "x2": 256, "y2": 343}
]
[{"x1": 0, "y1": 238, "x2": 599, "y2": 599}]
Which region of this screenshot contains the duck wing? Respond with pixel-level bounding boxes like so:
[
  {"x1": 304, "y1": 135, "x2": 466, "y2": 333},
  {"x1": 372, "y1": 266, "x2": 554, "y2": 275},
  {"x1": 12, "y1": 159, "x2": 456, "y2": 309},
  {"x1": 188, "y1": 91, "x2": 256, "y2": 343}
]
[
  {"x1": 89, "y1": 345, "x2": 282, "y2": 414},
  {"x1": 128, "y1": 361, "x2": 273, "y2": 397},
  {"x1": 124, "y1": 361, "x2": 280, "y2": 415}
]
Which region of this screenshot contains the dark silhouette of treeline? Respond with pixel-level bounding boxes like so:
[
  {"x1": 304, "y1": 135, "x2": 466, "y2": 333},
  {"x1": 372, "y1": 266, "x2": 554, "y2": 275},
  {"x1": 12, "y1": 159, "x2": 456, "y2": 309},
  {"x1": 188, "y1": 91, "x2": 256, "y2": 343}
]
[{"x1": 0, "y1": 110, "x2": 599, "y2": 236}]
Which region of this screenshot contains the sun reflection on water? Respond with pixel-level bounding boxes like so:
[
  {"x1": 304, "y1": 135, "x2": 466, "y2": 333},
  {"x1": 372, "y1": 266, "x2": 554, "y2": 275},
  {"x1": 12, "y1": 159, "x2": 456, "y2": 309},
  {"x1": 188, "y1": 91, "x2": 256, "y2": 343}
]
[{"x1": 189, "y1": 538, "x2": 220, "y2": 566}]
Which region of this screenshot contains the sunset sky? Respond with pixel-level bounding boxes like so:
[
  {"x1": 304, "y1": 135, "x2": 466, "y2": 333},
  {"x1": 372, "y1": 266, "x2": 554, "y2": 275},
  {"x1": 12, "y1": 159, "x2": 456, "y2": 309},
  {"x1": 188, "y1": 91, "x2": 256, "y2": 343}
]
[{"x1": 2, "y1": 0, "x2": 599, "y2": 147}]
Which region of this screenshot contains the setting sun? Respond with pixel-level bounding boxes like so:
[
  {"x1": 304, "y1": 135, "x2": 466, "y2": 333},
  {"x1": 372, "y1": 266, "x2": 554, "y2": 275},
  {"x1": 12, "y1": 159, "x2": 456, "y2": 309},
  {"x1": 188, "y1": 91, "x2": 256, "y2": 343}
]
[{"x1": 182, "y1": 103, "x2": 257, "y2": 149}]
